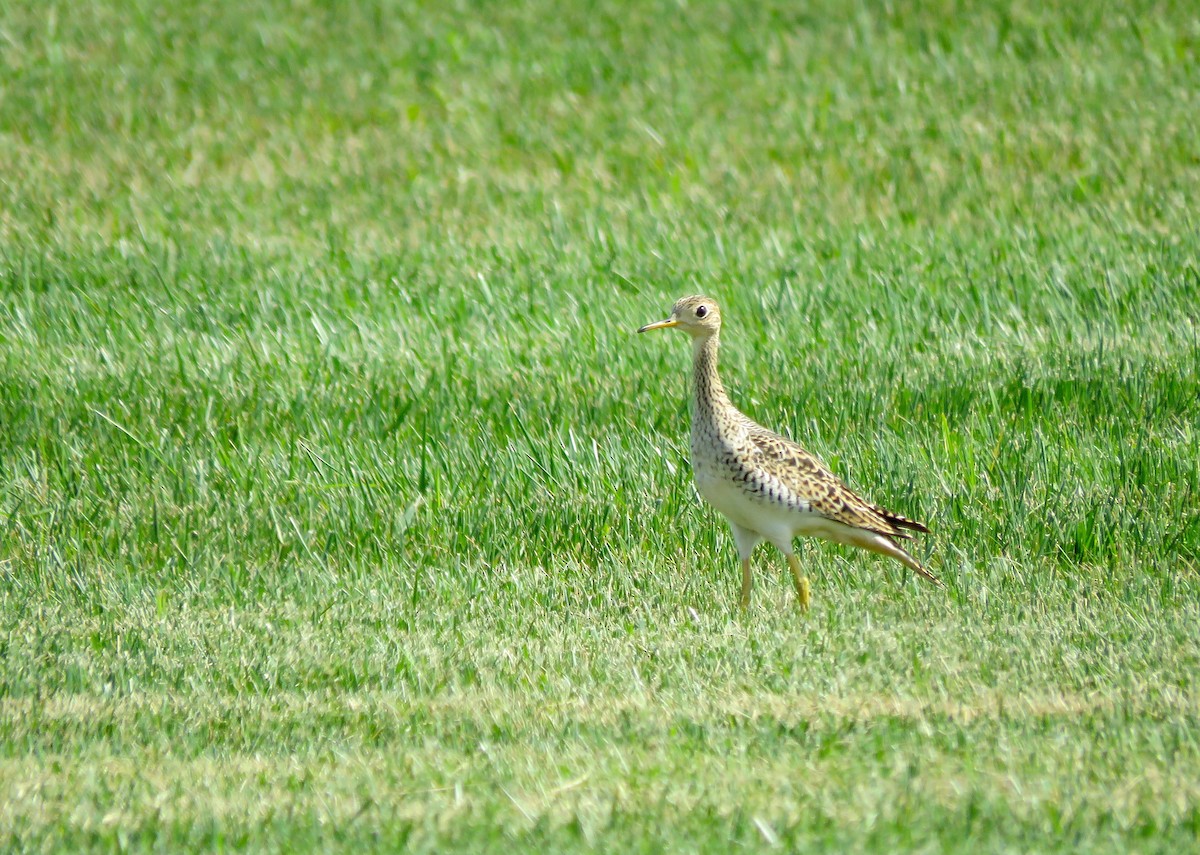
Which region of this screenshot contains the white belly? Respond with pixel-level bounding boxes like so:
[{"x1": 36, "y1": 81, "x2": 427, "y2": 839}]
[
  {"x1": 695, "y1": 470, "x2": 798, "y2": 542},
  {"x1": 694, "y1": 467, "x2": 856, "y2": 551},
  {"x1": 690, "y1": 415, "x2": 848, "y2": 550}
]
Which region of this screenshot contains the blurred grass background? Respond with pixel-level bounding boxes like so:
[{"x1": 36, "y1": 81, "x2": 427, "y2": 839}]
[{"x1": 2, "y1": 0, "x2": 1199, "y2": 851}]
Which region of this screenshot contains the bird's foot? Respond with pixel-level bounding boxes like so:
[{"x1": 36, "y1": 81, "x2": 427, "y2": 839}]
[
  {"x1": 785, "y1": 554, "x2": 811, "y2": 611},
  {"x1": 795, "y1": 575, "x2": 811, "y2": 611}
]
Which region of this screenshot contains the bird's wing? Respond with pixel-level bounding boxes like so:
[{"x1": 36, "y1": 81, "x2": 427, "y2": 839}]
[{"x1": 745, "y1": 425, "x2": 917, "y2": 539}]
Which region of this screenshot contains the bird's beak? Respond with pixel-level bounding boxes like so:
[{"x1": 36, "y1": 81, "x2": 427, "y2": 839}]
[{"x1": 637, "y1": 317, "x2": 679, "y2": 333}]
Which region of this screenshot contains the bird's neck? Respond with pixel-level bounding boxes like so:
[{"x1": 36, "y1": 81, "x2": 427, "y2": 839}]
[{"x1": 690, "y1": 333, "x2": 731, "y2": 419}]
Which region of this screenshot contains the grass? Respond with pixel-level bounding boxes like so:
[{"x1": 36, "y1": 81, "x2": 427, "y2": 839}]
[{"x1": 2, "y1": 0, "x2": 1199, "y2": 850}]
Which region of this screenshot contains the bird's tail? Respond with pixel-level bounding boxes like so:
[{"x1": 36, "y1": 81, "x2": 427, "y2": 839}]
[
  {"x1": 873, "y1": 503, "x2": 930, "y2": 535},
  {"x1": 851, "y1": 528, "x2": 943, "y2": 587},
  {"x1": 896, "y1": 545, "x2": 943, "y2": 587}
]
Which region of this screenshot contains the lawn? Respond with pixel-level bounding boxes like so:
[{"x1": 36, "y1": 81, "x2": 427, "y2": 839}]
[{"x1": 2, "y1": 0, "x2": 1199, "y2": 851}]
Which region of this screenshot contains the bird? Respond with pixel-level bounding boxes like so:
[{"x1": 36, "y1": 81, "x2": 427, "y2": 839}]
[{"x1": 637, "y1": 295, "x2": 941, "y2": 609}]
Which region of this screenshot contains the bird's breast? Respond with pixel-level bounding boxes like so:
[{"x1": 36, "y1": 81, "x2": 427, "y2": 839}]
[{"x1": 690, "y1": 424, "x2": 815, "y2": 543}]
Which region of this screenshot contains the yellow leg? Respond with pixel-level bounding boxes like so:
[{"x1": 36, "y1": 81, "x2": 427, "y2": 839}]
[
  {"x1": 740, "y1": 557, "x2": 753, "y2": 609},
  {"x1": 786, "y1": 554, "x2": 811, "y2": 610}
]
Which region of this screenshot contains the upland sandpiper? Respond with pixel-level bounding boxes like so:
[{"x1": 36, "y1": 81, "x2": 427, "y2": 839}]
[{"x1": 638, "y1": 295, "x2": 941, "y2": 609}]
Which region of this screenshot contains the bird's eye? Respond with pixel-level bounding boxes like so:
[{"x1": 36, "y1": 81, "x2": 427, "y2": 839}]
[{"x1": 695, "y1": 305, "x2": 708, "y2": 318}]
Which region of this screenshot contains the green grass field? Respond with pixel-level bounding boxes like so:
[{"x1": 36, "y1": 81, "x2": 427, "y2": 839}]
[{"x1": 2, "y1": 0, "x2": 1199, "y2": 850}]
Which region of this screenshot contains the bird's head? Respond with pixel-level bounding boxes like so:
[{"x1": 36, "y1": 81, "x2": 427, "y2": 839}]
[{"x1": 637, "y1": 295, "x2": 722, "y2": 339}]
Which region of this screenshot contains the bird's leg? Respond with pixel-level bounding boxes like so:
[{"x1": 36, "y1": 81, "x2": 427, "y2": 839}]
[
  {"x1": 739, "y1": 557, "x2": 753, "y2": 609},
  {"x1": 786, "y1": 554, "x2": 811, "y2": 610}
]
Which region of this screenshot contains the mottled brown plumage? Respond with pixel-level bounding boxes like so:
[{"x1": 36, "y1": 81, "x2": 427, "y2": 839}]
[{"x1": 638, "y1": 295, "x2": 941, "y2": 609}]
